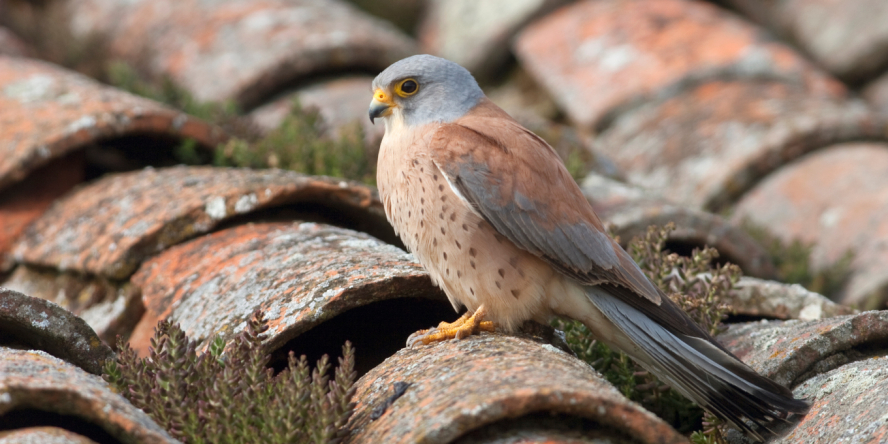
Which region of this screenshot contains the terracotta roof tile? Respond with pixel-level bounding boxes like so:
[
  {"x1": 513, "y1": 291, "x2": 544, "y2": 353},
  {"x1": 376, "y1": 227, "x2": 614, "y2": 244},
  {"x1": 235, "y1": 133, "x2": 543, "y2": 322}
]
[
  {"x1": 0, "y1": 427, "x2": 100, "y2": 444},
  {"x1": 0, "y1": 28, "x2": 34, "y2": 57},
  {"x1": 732, "y1": 143, "x2": 888, "y2": 309},
  {"x1": 718, "y1": 311, "x2": 888, "y2": 442},
  {"x1": 62, "y1": 0, "x2": 416, "y2": 106},
  {"x1": 513, "y1": 0, "x2": 844, "y2": 129},
  {"x1": 11, "y1": 166, "x2": 391, "y2": 280},
  {"x1": 0, "y1": 287, "x2": 114, "y2": 375},
  {"x1": 418, "y1": 0, "x2": 570, "y2": 80},
  {"x1": 783, "y1": 355, "x2": 888, "y2": 443},
  {"x1": 0, "y1": 347, "x2": 177, "y2": 443},
  {"x1": 130, "y1": 222, "x2": 450, "y2": 373},
  {"x1": 592, "y1": 80, "x2": 881, "y2": 211},
  {"x1": 719, "y1": 311, "x2": 888, "y2": 387},
  {"x1": 0, "y1": 155, "x2": 83, "y2": 272},
  {"x1": 724, "y1": 0, "x2": 888, "y2": 82},
  {"x1": 729, "y1": 277, "x2": 855, "y2": 321},
  {"x1": 581, "y1": 172, "x2": 775, "y2": 278},
  {"x1": 346, "y1": 333, "x2": 687, "y2": 444},
  {"x1": 0, "y1": 56, "x2": 225, "y2": 193},
  {"x1": 2, "y1": 267, "x2": 143, "y2": 345}
]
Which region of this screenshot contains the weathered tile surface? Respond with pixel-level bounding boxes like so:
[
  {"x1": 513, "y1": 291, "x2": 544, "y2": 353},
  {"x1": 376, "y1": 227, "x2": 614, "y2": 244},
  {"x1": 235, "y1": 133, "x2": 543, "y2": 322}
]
[
  {"x1": 0, "y1": 56, "x2": 225, "y2": 192},
  {"x1": 0, "y1": 155, "x2": 83, "y2": 272},
  {"x1": 779, "y1": 356, "x2": 888, "y2": 444},
  {"x1": 593, "y1": 81, "x2": 880, "y2": 211},
  {"x1": 733, "y1": 144, "x2": 888, "y2": 309},
  {"x1": 581, "y1": 173, "x2": 775, "y2": 278},
  {"x1": 61, "y1": 0, "x2": 416, "y2": 106},
  {"x1": 346, "y1": 333, "x2": 687, "y2": 444},
  {"x1": 12, "y1": 167, "x2": 391, "y2": 280},
  {"x1": 418, "y1": 0, "x2": 568, "y2": 80},
  {"x1": 0, "y1": 427, "x2": 99, "y2": 444},
  {"x1": 0, "y1": 287, "x2": 114, "y2": 375},
  {"x1": 131, "y1": 222, "x2": 446, "y2": 368},
  {"x1": 514, "y1": 0, "x2": 844, "y2": 129},
  {"x1": 725, "y1": 0, "x2": 888, "y2": 82},
  {"x1": 2, "y1": 267, "x2": 143, "y2": 345},
  {"x1": 0, "y1": 347, "x2": 177, "y2": 444},
  {"x1": 719, "y1": 311, "x2": 888, "y2": 387},
  {"x1": 729, "y1": 277, "x2": 855, "y2": 321},
  {"x1": 719, "y1": 311, "x2": 888, "y2": 443}
]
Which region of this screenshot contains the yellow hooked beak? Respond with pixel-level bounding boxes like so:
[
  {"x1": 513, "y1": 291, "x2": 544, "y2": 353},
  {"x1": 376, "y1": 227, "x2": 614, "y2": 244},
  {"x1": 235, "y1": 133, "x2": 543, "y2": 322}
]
[{"x1": 369, "y1": 88, "x2": 395, "y2": 123}]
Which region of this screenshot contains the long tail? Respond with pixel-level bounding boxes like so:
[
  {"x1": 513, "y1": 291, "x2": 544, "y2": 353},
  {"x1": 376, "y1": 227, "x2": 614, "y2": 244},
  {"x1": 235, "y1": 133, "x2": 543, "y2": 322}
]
[{"x1": 584, "y1": 286, "x2": 809, "y2": 441}]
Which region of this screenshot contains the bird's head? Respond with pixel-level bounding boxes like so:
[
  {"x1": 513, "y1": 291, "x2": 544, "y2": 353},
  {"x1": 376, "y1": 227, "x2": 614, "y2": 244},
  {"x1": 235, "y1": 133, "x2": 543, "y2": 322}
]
[{"x1": 369, "y1": 55, "x2": 484, "y2": 128}]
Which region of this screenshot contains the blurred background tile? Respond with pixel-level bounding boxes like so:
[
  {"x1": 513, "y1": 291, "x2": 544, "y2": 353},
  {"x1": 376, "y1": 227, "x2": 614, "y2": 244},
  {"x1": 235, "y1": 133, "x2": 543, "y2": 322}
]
[
  {"x1": 733, "y1": 144, "x2": 888, "y2": 309},
  {"x1": 514, "y1": 0, "x2": 844, "y2": 130}
]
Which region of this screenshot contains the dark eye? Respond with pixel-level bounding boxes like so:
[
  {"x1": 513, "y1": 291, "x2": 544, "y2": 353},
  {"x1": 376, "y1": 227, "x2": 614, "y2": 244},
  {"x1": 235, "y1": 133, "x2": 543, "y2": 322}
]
[{"x1": 396, "y1": 79, "x2": 419, "y2": 97}]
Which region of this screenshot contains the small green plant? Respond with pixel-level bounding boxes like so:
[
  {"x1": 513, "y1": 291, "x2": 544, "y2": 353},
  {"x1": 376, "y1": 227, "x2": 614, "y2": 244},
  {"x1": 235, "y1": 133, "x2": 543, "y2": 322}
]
[
  {"x1": 103, "y1": 310, "x2": 356, "y2": 444},
  {"x1": 106, "y1": 61, "x2": 241, "y2": 125},
  {"x1": 690, "y1": 413, "x2": 727, "y2": 444},
  {"x1": 107, "y1": 61, "x2": 375, "y2": 184},
  {"x1": 214, "y1": 105, "x2": 373, "y2": 184},
  {"x1": 741, "y1": 220, "x2": 854, "y2": 298},
  {"x1": 556, "y1": 223, "x2": 739, "y2": 437}
]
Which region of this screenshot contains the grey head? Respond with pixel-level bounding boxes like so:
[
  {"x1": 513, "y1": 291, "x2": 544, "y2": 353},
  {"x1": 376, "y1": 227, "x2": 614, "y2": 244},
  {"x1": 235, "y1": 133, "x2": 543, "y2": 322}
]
[{"x1": 370, "y1": 54, "x2": 484, "y2": 127}]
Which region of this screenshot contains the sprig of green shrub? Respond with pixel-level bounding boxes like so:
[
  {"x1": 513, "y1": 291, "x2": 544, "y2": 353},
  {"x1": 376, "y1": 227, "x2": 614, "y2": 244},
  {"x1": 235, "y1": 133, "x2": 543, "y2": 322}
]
[
  {"x1": 103, "y1": 310, "x2": 356, "y2": 444},
  {"x1": 557, "y1": 223, "x2": 738, "y2": 438},
  {"x1": 106, "y1": 61, "x2": 375, "y2": 184}
]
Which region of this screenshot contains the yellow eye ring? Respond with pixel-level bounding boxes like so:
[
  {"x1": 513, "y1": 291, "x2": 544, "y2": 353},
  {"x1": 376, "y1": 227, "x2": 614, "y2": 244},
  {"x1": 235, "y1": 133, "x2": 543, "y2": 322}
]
[{"x1": 394, "y1": 78, "x2": 419, "y2": 97}]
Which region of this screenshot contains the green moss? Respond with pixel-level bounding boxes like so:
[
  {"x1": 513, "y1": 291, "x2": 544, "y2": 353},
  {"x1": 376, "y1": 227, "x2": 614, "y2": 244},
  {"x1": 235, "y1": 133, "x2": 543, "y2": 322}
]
[
  {"x1": 741, "y1": 219, "x2": 854, "y2": 298},
  {"x1": 556, "y1": 223, "x2": 738, "y2": 437},
  {"x1": 103, "y1": 310, "x2": 356, "y2": 444}
]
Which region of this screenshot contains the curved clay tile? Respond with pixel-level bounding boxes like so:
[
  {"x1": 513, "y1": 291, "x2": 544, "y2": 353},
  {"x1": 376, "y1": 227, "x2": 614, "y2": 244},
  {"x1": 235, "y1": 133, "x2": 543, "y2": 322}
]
[
  {"x1": 0, "y1": 56, "x2": 224, "y2": 193},
  {"x1": 2, "y1": 266, "x2": 143, "y2": 346},
  {"x1": 0, "y1": 287, "x2": 114, "y2": 375},
  {"x1": 729, "y1": 277, "x2": 855, "y2": 321},
  {"x1": 732, "y1": 143, "x2": 888, "y2": 309},
  {"x1": 784, "y1": 355, "x2": 888, "y2": 443},
  {"x1": 0, "y1": 57, "x2": 225, "y2": 269},
  {"x1": 581, "y1": 172, "x2": 776, "y2": 278},
  {"x1": 723, "y1": 0, "x2": 888, "y2": 82},
  {"x1": 0, "y1": 427, "x2": 100, "y2": 444},
  {"x1": 346, "y1": 333, "x2": 687, "y2": 444},
  {"x1": 718, "y1": 311, "x2": 888, "y2": 442},
  {"x1": 719, "y1": 311, "x2": 888, "y2": 388},
  {"x1": 11, "y1": 166, "x2": 392, "y2": 280},
  {"x1": 59, "y1": 0, "x2": 416, "y2": 107},
  {"x1": 130, "y1": 222, "x2": 450, "y2": 373},
  {"x1": 0, "y1": 347, "x2": 176, "y2": 444},
  {"x1": 513, "y1": 0, "x2": 845, "y2": 129},
  {"x1": 418, "y1": 0, "x2": 570, "y2": 80},
  {"x1": 592, "y1": 81, "x2": 881, "y2": 212}
]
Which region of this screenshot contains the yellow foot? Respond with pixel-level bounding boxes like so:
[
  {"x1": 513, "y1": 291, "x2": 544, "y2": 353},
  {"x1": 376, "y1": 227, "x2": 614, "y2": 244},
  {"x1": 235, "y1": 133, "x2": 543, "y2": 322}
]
[{"x1": 406, "y1": 305, "x2": 495, "y2": 347}]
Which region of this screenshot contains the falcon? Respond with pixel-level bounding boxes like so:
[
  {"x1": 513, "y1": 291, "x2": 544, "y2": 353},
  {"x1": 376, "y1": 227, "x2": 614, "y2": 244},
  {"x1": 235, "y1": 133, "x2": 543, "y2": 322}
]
[{"x1": 369, "y1": 54, "x2": 808, "y2": 440}]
